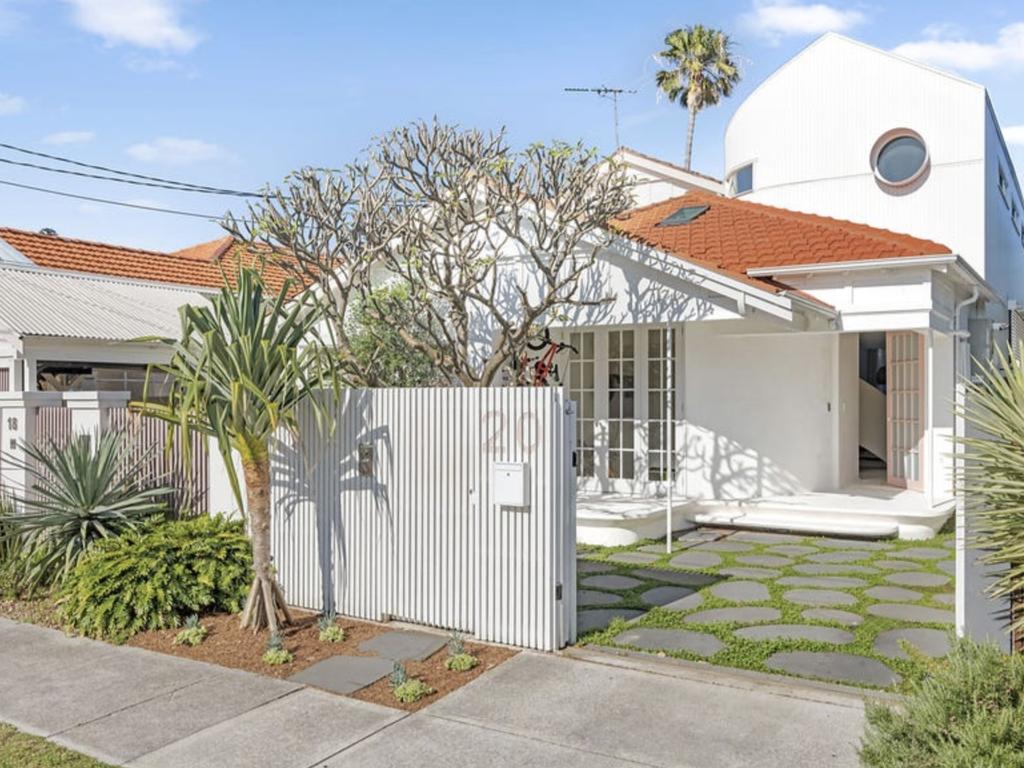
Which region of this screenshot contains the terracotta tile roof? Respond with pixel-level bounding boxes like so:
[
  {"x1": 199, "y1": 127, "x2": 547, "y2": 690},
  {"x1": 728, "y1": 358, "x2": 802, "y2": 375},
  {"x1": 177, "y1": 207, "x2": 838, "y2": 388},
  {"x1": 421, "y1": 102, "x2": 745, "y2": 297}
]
[
  {"x1": 0, "y1": 227, "x2": 292, "y2": 294},
  {"x1": 609, "y1": 191, "x2": 952, "y2": 297}
]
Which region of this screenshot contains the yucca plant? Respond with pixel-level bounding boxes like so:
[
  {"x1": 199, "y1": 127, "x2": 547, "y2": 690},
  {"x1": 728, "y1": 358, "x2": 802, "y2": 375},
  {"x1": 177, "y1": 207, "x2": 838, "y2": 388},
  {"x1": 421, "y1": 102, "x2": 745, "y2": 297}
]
[
  {"x1": 0, "y1": 491, "x2": 23, "y2": 591},
  {"x1": 0, "y1": 432, "x2": 172, "y2": 594},
  {"x1": 959, "y1": 342, "x2": 1024, "y2": 635}
]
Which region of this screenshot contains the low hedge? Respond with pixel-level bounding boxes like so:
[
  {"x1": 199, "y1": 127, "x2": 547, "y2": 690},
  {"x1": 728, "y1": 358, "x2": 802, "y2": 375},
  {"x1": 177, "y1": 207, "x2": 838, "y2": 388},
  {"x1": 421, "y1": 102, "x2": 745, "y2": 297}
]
[
  {"x1": 860, "y1": 636, "x2": 1024, "y2": 768},
  {"x1": 59, "y1": 515, "x2": 252, "y2": 642}
]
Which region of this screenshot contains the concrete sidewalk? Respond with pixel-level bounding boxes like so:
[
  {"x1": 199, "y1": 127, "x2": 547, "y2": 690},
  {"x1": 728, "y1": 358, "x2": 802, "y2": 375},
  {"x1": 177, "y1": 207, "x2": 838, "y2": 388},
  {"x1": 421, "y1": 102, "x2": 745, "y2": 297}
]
[{"x1": 0, "y1": 617, "x2": 868, "y2": 767}]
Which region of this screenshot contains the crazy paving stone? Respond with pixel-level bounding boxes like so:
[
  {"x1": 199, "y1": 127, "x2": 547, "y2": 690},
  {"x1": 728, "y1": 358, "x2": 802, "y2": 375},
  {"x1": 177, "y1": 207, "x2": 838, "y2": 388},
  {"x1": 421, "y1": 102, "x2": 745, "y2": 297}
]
[
  {"x1": 874, "y1": 560, "x2": 919, "y2": 571},
  {"x1": 801, "y1": 608, "x2": 863, "y2": 626},
  {"x1": 884, "y1": 572, "x2": 950, "y2": 588},
  {"x1": 641, "y1": 585, "x2": 696, "y2": 607},
  {"x1": 776, "y1": 576, "x2": 866, "y2": 589},
  {"x1": 735, "y1": 624, "x2": 854, "y2": 644},
  {"x1": 577, "y1": 590, "x2": 622, "y2": 607},
  {"x1": 782, "y1": 589, "x2": 857, "y2": 607},
  {"x1": 612, "y1": 627, "x2": 724, "y2": 658},
  {"x1": 608, "y1": 552, "x2": 660, "y2": 565},
  {"x1": 577, "y1": 560, "x2": 614, "y2": 574},
  {"x1": 814, "y1": 538, "x2": 893, "y2": 550},
  {"x1": 708, "y1": 580, "x2": 770, "y2": 602},
  {"x1": 899, "y1": 547, "x2": 950, "y2": 560},
  {"x1": 863, "y1": 586, "x2": 922, "y2": 602},
  {"x1": 793, "y1": 563, "x2": 878, "y2": 576},
  {"x1": 764, "y1": 545, "x2": 820, "y2": 557},
  {"x1": 577, "y1": 608, "x2": 645, "y2": 634},
  {"x1": 581, "y1": 574, "x2": 643, "y2": 590},
  {"x1": 693, "y1": 540, "x2": 755, "y2": 553},
  {"x1": 807, "y1": 551, "x2": 874, "y2": 563},
  {"x1": 866, "y1": 603, "x2": 954, "y2": 624},
  {"x1": 736, "y1": 555, "x2": 794, "y2": 568},
  {"x1": 631, "y1": 568, "x2": 718, "y2": 587},
  {"x1": 638, "y1": 543, "x2": 683, "y2": 554},
  {"x1": 719, "y1": 566, "x2": 781, "y2": 580},
  {"x1": 766, "y1": 651, "x2": 900, "y2": 687},
  {"x1": 669, "y1": 551, "x2": 722, "y2": 569},
  {"x1": 684, "y1": 607, "x2": 781, "y2": 625},
  {"x1": 872, "y1": 628, "x2": 952, "y2": 660},
  {"x1": 933, "y1": 593, "x2": 955, "y2": 605},
  {"x1": 937, "y1": 560, "x2": 955, "y2": 575},
  {"x1": 662, "y1": 592, "x2": 705, "y2": 612}
]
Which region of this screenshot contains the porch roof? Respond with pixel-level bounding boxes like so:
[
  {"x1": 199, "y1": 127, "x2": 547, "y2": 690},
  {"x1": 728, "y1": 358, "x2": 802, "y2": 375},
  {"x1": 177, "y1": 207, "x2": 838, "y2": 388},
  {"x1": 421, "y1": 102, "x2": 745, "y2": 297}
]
[{"x1": 609, "y1": 191, "x2": 952, "y2": 299}]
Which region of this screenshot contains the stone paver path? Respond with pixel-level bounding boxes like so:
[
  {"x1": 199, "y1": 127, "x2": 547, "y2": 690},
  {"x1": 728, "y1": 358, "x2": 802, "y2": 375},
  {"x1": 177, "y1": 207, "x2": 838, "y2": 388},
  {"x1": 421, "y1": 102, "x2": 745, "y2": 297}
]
[{"x1": 579, "y1": 524, "x2": 956, "y2": 689}]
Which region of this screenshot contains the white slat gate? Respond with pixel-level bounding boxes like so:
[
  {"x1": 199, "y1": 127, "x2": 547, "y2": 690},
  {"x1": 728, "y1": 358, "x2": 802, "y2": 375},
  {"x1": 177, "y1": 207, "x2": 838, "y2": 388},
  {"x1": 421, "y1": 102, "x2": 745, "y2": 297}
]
[{"x1": 270, "y1": 387, "x2": 577, "y2": 652}]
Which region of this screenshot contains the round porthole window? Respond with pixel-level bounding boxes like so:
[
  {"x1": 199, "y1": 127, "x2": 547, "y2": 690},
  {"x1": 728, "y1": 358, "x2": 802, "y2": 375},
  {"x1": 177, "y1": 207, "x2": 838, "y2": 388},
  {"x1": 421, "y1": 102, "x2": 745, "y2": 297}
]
[{"x1": 871, "y1": 130, "x2": 929, "y2": 187}]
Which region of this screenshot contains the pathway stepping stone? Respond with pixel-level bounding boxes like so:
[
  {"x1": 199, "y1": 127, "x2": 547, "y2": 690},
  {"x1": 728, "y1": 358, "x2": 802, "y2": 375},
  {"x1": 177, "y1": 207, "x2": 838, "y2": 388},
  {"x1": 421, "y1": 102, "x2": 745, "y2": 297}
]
[
  {"x1": 873, "y1": 628, "x2": 952, "y2": 660},
  {"x1": 766, "y1": 651, "x2": 900, "y2": 687},
  {"x1": 815, "y1": 537, "x2": 893, "y2": 550},
  {"x1": 638, "y1": 543, "x2": 683, "y2": 554},
  {"x1": 937, "y1": 560, "x2": 955, "y2": 575},
  {"x1": 358, "y1": 630, "x2": 447, "y2": 661},
  {"x1": 669, "y1": 551, "x2": 722, "y2": 569},
  {"x1": 943, "y1": 538, "x2": 956, "y2": 550},
  {"x1": 608, "y1": 551, "x2": 660, "y2": 565},
  {"x1": 581, "y1": 574, "x2": 643, "y2": 590},
  {"x1": 777, "y1": 576, "x2": 866, "y2": 588},
  {"x1": 735, "y1": 624, "x2": 854, "y2": 644},
  {"x1": 684, "y1": 607, "x2": 781, "y2": 625},
  {"x1": 577, "y1": 608, "x2": 644, "y2": 634},
  {"x1": 631, "y1": 568, "x2": 718, "y2": 587},
  {"x1": 807, "y1": 550, "x2": 874, "y2": 563},
  {"x1": 578, "y1": 589, "x2": 623, "y2": 607},
  {"x1": 899, "y1": 547, "x2": 949, "y2": 560},
  {"x1": 801, "y1": 608, "x2": 863, "y2": 626},
  {"x1": 864, "y1": 586, "x2": 923, "y2": 602},
  {"x1": 612, "y1": 627, "x2": 724, "y2": 658},
  {"x1": 765, "y1": 544, "x2": 819, "y2": 557},
  {"x1": 694, "y1": 541, "x2": 754, "y2": 553},
  {"x1": 662, "y1": 592, "x2": 705, "y2": 613},
  {"x1": 731, "y1": 531, "x2": 803, "y2": 544},
  {"x1": 884, "y1": 572, "x2": 949, "y2": 588},
  {"x1": 676, "y1": 530, "x2": 723, "y2": 546},
  {"x1": 794, "y1": 563, "x2": 878, "y2": 575},
  {"x1": 577, "y1": 560, "x2": 614, "y2": 574},
  {"x1": 933, "y1": 593, "x2": 955, "y2": 605},
  {"x1": 709, "y1": 580, "x2": 770, "y2": 602},
  {"x1": 875, "y1": 560, "x2": 919, "y2": 571},
  {"x1": 867, "y1": 603, "x2": 954, "y2": 624},
  {"x1": 719, "y1": 566, "x2": 781, "y2": 580},
  {"x1": 289, "y1": 656, "x2": 394, "y2": 694},
  {"x1": 641, "y1": 585, "x2": 696, "y2": 607},
  {"x1": 736, "y1": 555, "x2": 794, "y2": 567},
  {"x1": 783, "y1": 589, "x2": 857, "y2": 607}
]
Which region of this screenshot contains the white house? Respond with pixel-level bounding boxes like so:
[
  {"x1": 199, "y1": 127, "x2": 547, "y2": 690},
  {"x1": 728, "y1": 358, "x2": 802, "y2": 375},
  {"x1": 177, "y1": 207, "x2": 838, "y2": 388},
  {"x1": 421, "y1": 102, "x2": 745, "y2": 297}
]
[{"x1": 557, "y1": 33, "x2": 1022, "y2": 544}]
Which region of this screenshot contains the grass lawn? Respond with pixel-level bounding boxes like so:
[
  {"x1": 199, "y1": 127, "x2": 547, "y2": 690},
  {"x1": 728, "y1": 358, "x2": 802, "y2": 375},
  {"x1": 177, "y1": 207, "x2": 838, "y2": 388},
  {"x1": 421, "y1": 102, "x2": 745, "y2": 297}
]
[
  {"x1": 577, "y1": 528, "x2": 955, "y2": 690},
  {"x1": 0, "y1": 724, "x2": 112, "y2": 768}
]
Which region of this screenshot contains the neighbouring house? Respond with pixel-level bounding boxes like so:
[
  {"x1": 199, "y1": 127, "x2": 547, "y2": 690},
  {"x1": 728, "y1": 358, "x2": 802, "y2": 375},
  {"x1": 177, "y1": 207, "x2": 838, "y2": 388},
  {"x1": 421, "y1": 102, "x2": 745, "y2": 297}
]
[{"x1": 554, "y1": 33, "x2": 1023, "y2": 544}]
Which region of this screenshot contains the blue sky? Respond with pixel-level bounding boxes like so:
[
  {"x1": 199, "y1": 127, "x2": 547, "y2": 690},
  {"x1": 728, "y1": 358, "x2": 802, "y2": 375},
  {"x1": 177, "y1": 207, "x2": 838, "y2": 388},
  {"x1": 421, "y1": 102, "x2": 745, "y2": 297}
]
[{"x1": 1, "y1": 0, "x2": 1023, "y2": 252}]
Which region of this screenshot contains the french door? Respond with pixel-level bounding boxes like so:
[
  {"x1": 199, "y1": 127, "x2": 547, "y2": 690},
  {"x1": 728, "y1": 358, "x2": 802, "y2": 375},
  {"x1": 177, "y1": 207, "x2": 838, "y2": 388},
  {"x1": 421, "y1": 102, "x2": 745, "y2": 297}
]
[{"x1": 885, "y1": 331, "x2": 925, "y2": 491}]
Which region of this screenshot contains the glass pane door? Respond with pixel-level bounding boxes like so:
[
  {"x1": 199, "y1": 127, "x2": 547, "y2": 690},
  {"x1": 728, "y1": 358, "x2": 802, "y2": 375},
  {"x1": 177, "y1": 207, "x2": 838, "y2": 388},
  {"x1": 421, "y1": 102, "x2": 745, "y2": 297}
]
[
  {"x1": 567, "y1": 331, "x2": 595, "y2": 477},
  {"x1": 886, "y1": 331, "x2": 924, "y2": 490}
]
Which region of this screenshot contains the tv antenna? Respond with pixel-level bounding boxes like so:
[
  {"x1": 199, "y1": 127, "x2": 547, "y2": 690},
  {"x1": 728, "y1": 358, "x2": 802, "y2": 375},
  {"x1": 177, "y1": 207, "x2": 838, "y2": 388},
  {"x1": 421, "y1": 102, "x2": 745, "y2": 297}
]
[{"x1": 563, "y1": 86, "x2": 637, "y2": 147}]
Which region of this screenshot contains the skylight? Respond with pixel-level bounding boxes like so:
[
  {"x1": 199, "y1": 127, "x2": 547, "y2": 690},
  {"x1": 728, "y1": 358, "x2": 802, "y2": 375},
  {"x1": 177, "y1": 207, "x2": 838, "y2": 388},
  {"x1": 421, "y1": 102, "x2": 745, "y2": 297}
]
[{"x1": 656, "y1": 204, "x2": 710, "y2": 227}]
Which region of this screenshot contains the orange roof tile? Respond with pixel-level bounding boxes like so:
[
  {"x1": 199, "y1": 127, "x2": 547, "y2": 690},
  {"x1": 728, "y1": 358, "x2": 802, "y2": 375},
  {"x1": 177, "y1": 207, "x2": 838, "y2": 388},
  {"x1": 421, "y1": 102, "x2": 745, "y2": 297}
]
[
  {"x1": 0, "y1": 227, "x2": 292, "y2": 294},
  {"x1": 609, "y1": 191, "x2": 952, "y2": 296}
]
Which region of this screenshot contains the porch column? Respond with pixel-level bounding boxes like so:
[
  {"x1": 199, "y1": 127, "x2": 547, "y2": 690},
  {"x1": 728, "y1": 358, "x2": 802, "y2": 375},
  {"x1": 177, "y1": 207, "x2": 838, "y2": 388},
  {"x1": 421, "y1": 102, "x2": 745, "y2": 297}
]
[{"x1": 62, "y1": 390, "x2": 130, "y2": 436}]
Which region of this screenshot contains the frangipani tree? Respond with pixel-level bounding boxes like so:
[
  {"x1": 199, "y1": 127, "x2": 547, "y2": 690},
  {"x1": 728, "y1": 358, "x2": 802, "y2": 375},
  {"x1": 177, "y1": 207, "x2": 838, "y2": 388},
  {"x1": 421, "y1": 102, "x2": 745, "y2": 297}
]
[{"x1": 136, "y1": 269, "x2": 336, "y2": 632}]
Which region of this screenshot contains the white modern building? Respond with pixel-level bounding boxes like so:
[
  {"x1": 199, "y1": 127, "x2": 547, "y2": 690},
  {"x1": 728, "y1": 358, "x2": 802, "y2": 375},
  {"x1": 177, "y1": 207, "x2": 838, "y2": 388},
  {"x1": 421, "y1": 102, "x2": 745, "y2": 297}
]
[{"x1": 558, "y1": 33, "x2": 1023, "y2": 543}]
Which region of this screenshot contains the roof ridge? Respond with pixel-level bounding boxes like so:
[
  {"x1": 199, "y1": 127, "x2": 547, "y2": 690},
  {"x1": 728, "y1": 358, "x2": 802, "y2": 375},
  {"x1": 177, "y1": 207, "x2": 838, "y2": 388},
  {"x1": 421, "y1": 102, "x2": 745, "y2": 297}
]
[
  {"x1": 616, "y1": 147, "x2": 723, "y2": 183},
  {"x1": 0, "y1": 225, "x2": 171, "y2": 257},
  {"x1": 0, "y1": 258, "x2": 218, "y2": 294}
]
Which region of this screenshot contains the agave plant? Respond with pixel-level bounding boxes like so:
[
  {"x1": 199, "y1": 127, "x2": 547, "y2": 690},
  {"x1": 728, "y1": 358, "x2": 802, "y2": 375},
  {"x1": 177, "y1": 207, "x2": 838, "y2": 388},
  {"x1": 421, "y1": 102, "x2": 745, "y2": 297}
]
[
  {"x1": 959, "y1": 343, "x2": 1024, "y2": 633},
  {"x1": 0, "y1": 431, "x2": 173, "y2": 593}
]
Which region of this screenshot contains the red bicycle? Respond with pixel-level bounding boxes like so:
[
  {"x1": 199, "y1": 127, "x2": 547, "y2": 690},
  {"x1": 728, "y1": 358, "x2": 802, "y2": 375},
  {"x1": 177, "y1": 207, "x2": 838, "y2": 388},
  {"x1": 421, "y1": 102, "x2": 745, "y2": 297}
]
[{"x1": 514, "y1": 329, "x2": 578, "y2": 386}]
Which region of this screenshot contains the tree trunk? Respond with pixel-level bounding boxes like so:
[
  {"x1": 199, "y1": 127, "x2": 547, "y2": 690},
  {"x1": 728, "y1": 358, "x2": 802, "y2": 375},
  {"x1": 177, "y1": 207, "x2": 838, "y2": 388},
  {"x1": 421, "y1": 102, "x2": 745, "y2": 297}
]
[
  {"x1": 239, "y1": 454, "x2": 293, "y2": 633},
  {"x1": 684, "y1": 102, "x2": 697, "y2": 171}
]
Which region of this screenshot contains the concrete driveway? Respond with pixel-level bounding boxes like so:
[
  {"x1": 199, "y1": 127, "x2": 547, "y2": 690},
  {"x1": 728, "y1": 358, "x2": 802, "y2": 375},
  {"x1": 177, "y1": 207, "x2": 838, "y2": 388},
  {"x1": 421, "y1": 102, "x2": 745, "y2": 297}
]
[{"x1": 0, "y1": 617, "x2": 867, "y2": 767}]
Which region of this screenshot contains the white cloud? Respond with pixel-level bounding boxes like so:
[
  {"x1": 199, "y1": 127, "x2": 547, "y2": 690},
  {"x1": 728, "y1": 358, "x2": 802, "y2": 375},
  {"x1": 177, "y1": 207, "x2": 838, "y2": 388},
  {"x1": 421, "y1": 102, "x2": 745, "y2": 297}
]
[
  {"x1": 125, "y1": 137, "x2": 227, "y2": 165},
  {"x1": 42, "y1": 130, "x2": 95, "y2": 145},
  {"x1": 1004, "y1": 126, "x2": 1024, "y2": 147},
  {"x1": 0, "y1": 92, "x2": 24, "y2": 115},
  {"x1": 65, "y1": 0, "x2": 199, "y2": 53},
  {"x1": 893, "y1": 22, "x2": 1024, "y2": 72},
  {"x1": 742, "y1": 1, "x2": 866, "y2": 44}
]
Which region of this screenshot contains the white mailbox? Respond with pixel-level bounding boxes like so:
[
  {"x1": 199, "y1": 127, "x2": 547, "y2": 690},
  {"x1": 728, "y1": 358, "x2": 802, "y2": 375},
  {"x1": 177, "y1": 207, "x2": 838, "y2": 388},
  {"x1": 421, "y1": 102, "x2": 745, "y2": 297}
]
[{"x1": 492, "y1": 462, "x2": 529, "y2": 507}]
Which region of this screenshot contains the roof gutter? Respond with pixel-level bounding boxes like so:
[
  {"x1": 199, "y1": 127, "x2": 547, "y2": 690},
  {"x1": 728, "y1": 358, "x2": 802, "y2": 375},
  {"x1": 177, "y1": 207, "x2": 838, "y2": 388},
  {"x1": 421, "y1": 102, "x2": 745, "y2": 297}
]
[{"x1": 778, "y1": 290, "x2": 838, "y2": 319}]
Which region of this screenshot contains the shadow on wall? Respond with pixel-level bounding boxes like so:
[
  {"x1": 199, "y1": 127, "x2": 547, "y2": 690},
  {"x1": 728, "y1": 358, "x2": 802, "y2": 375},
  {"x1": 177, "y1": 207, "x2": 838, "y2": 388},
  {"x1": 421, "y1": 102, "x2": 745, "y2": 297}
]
[
  {"x1": 680, "y1": 425, "x2": 803, "y2": 501},
  {"x1": 270, "y1": 390, "x2": 394, "y2": 615}
]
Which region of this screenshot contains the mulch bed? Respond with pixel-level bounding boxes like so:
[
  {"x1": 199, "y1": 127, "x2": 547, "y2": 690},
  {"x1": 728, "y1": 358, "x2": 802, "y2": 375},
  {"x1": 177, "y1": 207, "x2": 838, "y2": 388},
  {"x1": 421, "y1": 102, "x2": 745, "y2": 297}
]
[
  {"x1": 0, "y1": 593, "x2": 61, "y2": 630},
  {"x1": 128, "y1": 610, "x2": 516, "y2": 712}
]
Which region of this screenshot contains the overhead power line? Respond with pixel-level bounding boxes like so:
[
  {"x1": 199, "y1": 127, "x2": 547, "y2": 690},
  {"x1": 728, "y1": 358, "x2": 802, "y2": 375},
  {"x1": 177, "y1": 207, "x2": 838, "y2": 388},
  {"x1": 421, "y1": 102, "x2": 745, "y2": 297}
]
[
  {"x1": 0, "y1": 177, "x2": 232, "y2": 220},
  {"x1": 0, "y1": 141, "x2": 262, "y2": 197}
]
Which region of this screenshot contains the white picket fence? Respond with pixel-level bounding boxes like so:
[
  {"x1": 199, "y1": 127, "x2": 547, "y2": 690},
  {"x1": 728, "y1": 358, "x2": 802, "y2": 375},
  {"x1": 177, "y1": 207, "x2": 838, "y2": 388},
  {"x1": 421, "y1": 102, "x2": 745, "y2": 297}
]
[{"x1": 270, "y1": 387, "x2": 578, "y2": 651}]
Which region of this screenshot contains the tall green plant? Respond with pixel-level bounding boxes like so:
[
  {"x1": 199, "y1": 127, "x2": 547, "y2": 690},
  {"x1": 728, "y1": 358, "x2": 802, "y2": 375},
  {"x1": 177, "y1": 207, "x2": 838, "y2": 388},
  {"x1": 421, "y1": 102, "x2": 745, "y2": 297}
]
[
  {"x1": 0, "y1": 432, "x2": 171, "y2": 593},
  {"x1": 959, "y1": 343, "x2": 1024, "y2": 633},
  {"x1": 655, "y1": 25, "x2": 740, "y2": 170},
  {"x1": 135, "y1": 269, "x2": 335, "y2": 633}
]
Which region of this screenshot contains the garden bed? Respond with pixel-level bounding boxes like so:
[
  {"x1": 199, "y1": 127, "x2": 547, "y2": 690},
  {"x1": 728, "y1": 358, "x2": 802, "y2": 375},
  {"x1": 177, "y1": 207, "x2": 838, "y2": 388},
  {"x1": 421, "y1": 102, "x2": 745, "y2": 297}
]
[{"x1": 128, "y1": 609, "x2": 516, "y2": 711}]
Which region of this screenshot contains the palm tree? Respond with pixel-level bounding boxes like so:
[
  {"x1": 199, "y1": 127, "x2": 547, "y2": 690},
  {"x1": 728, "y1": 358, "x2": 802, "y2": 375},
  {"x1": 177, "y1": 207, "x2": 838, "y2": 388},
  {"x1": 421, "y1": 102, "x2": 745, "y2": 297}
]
[
  {"x1": 655, "y1": 25, "x2": 740, "y2": 170},
  {"x1": 136, "y1": 269, "x2": 335, "y2": 632}
]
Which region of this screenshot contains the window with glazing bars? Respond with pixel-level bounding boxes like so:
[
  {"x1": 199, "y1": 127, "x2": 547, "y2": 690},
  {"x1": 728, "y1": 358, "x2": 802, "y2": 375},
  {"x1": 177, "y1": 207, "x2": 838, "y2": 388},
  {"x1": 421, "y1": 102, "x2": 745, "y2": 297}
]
[
  {"x1": 608, "y1": 330, "x2": 635, "y2": 479},
  {"x1": 647, "y1": 328, "x2": 677, "y2": 481},
  {"x1": 567, "y1": 331, "x2": 595, "y2": 477}
]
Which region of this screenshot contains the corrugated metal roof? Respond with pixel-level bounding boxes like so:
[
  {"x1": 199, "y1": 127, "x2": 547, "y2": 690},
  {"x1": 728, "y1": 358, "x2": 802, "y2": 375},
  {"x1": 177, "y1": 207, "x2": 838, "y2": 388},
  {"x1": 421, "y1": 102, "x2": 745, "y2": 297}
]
[{"x1": 0, "y1": 263, "x2": 212, "y2": 341}]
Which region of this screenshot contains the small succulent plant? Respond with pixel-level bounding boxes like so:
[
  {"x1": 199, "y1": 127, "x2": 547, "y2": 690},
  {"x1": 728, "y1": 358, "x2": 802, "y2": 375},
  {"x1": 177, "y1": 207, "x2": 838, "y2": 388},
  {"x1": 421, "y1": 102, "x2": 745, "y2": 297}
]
[
  {"x1": 444, "y1": 652, "x2": 479, "y2": 672},
  {"x1": 172, "y1": 614, "x2": 208, "y2": 647},
  {"x1": 447, "y1": 631, "x2": 466, "y2": 656},
  {"x1": 261, "y1": 631, "x2": 294, "y2": 666},
  {"x1": 389, "y1": 661, "x2": 408, "y2": 688},
  {"x1": 392, "y1": 678, "x2": 434, "y2": 704},
  {"x1": 317, "y1": 612, "x2": 345, "y2": 643}
]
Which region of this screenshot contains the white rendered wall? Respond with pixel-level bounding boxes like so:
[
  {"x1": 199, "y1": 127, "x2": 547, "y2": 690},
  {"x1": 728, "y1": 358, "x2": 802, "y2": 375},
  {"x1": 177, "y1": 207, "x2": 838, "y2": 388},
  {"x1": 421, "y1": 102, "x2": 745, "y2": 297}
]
[
  {"x1": 725, "y1": 34, "x2": 986, "y2": 275},
  {"x1": 836, "y1": 333, "x2": 859, "y2": 488},
  {"x1": 984, "y1": 100, "x2": 1024, "y2": 304},
  {"x1": 681, "y1": 321, "x2": 835, "y2": 499}
]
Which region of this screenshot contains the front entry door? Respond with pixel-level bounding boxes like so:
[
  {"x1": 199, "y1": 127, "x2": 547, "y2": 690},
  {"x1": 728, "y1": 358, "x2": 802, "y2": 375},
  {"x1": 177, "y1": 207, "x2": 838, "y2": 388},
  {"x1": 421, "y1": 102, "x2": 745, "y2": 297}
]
[{"x1": 885, "y1": 331, "x2": 925, "y2": 490}]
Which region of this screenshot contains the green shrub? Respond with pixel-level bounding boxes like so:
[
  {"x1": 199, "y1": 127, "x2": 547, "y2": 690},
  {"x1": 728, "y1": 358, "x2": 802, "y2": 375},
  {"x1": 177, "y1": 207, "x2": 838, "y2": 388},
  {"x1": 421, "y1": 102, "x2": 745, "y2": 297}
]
[
  {"x1": 0, "y1": 493, "x2": 22, "y2": 595},
  {"x1": 58, "y1": 515, "x2": 252, "y2": 642},
  {"x1": 392, "y1": 678, "x2": 434, "y2": 703},
  {"x1": 262, "y1": 632, "x2": 293, "y2": 665},
  {"x1": 317, "y1": 612, "x2": 345, "y2": 643},
  {"x1": 1, "y1": 432, "x2": 172, "y2": 594},
  {"x1": 444, "y1": 653, "x2": 478, "y2": 672},
  {"x1": 860, "y1": 636, "x2": 1024, "y2": 768},
  {"x1": 173, "y1": 614, "x2": 207, "y2": 647}
]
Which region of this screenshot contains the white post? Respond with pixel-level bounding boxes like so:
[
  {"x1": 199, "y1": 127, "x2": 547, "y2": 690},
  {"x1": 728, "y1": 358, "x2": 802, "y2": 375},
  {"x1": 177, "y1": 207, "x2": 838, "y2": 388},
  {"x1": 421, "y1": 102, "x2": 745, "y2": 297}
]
[
  {"x1": 0, "y1": 391, "x2": 61, "y2": 495},
  {"x1": 666, "y1": 322, "x2": 673, "y2": 553},
  {"x1": 62, "y1": 391, "x2": 130, "y2": 436}
]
